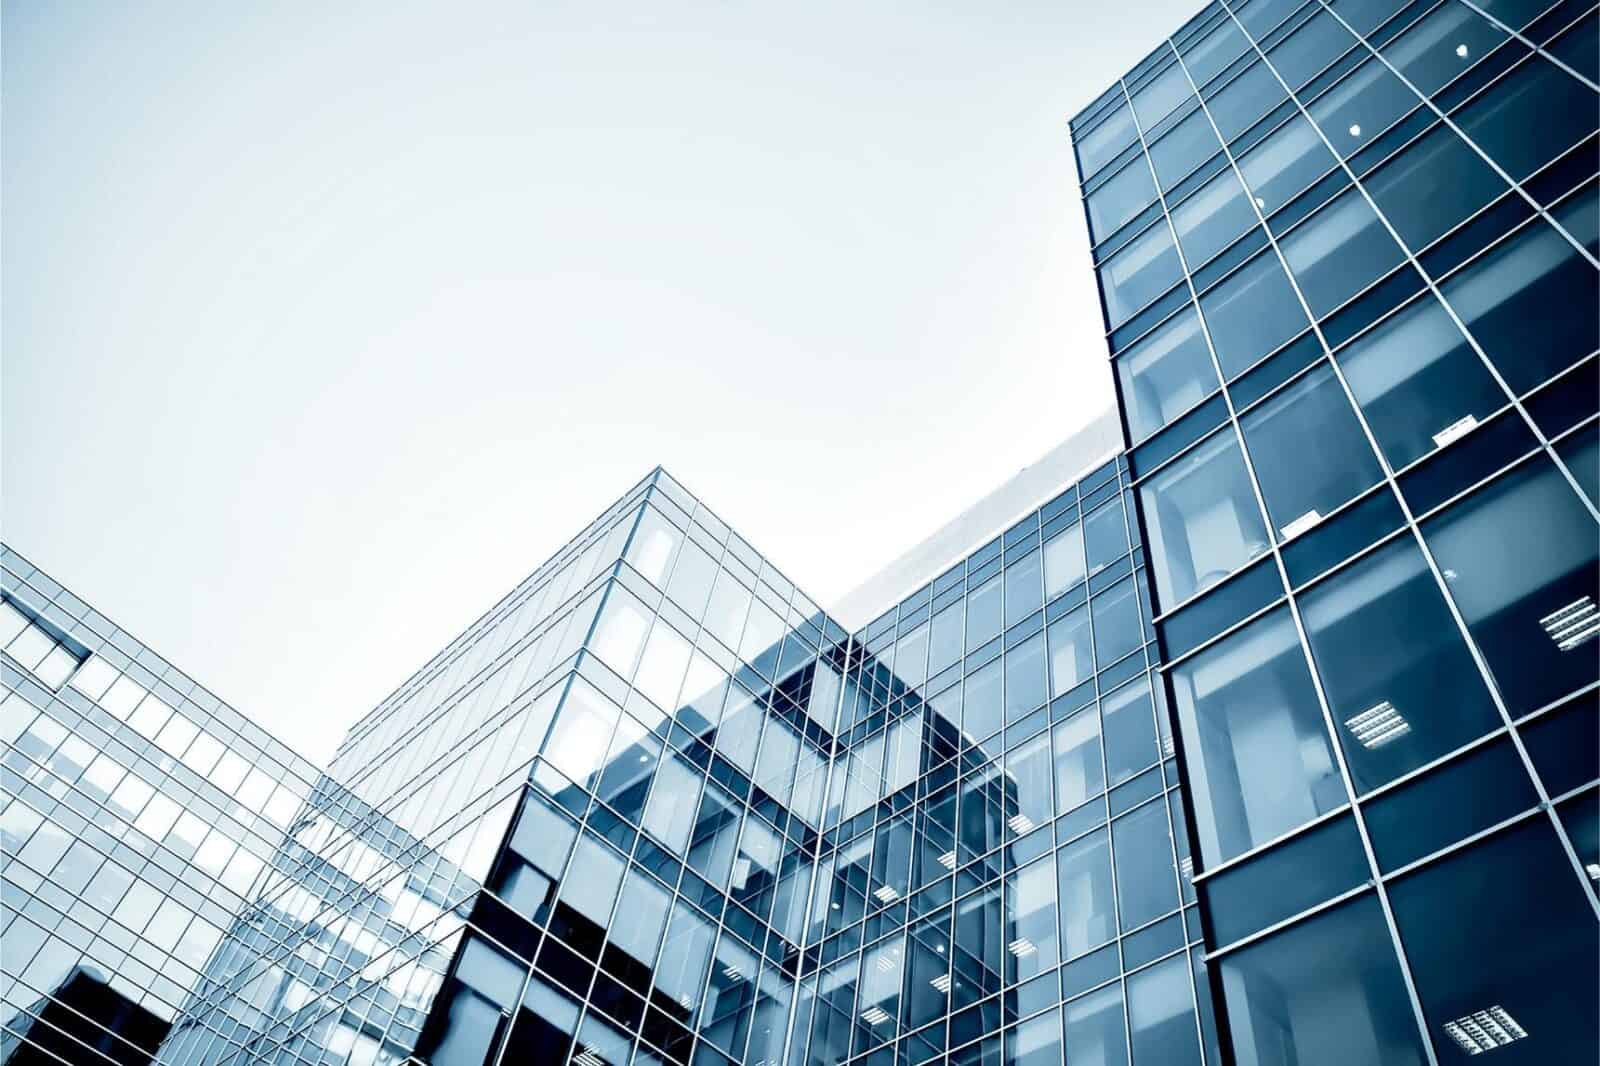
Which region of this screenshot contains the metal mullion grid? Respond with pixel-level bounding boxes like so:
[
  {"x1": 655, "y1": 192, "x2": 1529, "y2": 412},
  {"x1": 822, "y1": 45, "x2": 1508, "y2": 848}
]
[
  {"x1": 1180, "y1": 0, "x2": 1600, "y2": 1037},
  {"x1": 1112, "y1": 44, "x2": 1447, "y2": 1066},
  {"x1": 1455, "y1": 0, "x2": 1600, "y2": 89},
  {"x1": 1233, "y1": 0, "x2": 1600, "y2": 907}
]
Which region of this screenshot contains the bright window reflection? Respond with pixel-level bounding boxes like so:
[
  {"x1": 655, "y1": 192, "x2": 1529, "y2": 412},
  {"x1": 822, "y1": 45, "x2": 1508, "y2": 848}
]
[
  {"x1": 1116, "y1": 307, "x2": 1219, "y2": 442},
  {"x1": 1140, "y1": 430, "x2": 1271, "y2": 608},
  {"x1": 1170, "y1": 608, "x2": 1346, "y2": 866}
]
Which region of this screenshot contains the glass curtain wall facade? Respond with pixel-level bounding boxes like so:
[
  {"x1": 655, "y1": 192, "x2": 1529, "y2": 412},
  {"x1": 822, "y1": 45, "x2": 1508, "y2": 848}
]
[
  {"x1": 1, "y1": 547, "x2": 320, "y2": 1065},
  {"x1": 1072, "y1": 0, "x2": 1598, "y2": 1063}
]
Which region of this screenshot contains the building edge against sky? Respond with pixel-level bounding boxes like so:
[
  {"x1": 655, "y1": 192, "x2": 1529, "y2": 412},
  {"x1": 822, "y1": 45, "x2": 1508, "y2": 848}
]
[{"x1": 3, "y1": 0, "x2": 1597, "y2": 1064}]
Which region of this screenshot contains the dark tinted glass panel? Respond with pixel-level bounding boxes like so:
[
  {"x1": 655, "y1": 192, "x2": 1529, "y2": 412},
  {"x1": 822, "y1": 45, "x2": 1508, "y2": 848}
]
[
  {"x1": 1127, "y1": 955, "x2": 1202, "y2": 1065},
  {"x1": 1217, "y1": 895, "x2": 1428, "y2": 1066},
  {"x1": 1389, "y1": 819, "x2": 1599, "y2": 1063},
  {"x1": 1237, "y1": 0, "x2": 1302, "y2": 36},
  {"x1": 1170, "y1": 608, "x2": 1345, "y2": 865},
  {"x1": 1557, "y1": 423, "x2": 1599, "y2": 511},
  {"x1": 1151, "y1": 109, "x2": 1222, "y2": 192},
  {"x1": 1335, "y1": 294, "x2": 1508, "y2": 470},
  {"x1": 1101, "y1": 223, "x2": 1184, "y2": 327},
  {"x1": 1363, "y1": 737, "x2": 1538, "y2": 871},
  {"x1": 1300, "y1": 538, "x2": 1502, "y2": 793},
  {"x1": 1422, "y1": 458, "x2": 1599, "y2": 715},
  {"x1": 1240, "y1": 364, "x2": 1384, "y2": 541},
  {"x1": 1113, "y1": 800, "x2": 1179, "y2": 931},
  {"x1": 1380, "y1": 0, "x2": 1510, "y2": 96},
  {"x1": 1439, "y1": 217, "x2": 1600, "y2": 394},
  {"x1": 1519, "y1": 693, "x2": 1598, "y2": 795},
  {"x1": 1172, "y1": 169, "x2": 1257, "y2": 267},
  {"x1": 1202, "y1": 813, "x2": 1367, "y2": 944},
  {"x1": 1089, "y1": 159, "x2": 1159, "y2": 244},
  {"x1": 1062, "y1": 984, "x2": 1129, "y2": 1066},
  {"x1": 1117, "y1": 307, "x2": 1220, "y2": 442},
  {"x1": 1330, "y1": 0, "x2": 1405, "y2": 36},
  {"x1": 1308, "y1": 57, "x2": 1420, "y2": 160},
  {"x1": 1199, "y1": 250, "x2": 1309, "y2": 377},
  {"x1": 1140, "y1": 429, "x2": 1271, "y2": 608},
  {"x1": 1268, "y1": 10, "x2": 1357, "y2": 90},
  {"x1": 1453, "y1": 54, "x2": 1598, "y2": 182},
  {"x1": 1209, "y1": 62, "x2": 1290, "y2": 143},
  {"x1": 1364, "y1": 124, "x2": 1506, "y2": 251},
  {"x1": 1280, "y1": 189, "x2": 1405, "y2": 316},
  {"x1": 1238, "y1": 114, "x2": 1340, "y2": 217},
  {"x1": 1183, "y1": 15, "x2": 1249, "y2": 86}
]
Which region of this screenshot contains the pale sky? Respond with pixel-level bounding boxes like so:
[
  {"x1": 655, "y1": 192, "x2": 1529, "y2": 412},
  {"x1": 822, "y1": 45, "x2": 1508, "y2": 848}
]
[{"x1": 5, "y1": 0, "x2": 1202, "y2": 766}]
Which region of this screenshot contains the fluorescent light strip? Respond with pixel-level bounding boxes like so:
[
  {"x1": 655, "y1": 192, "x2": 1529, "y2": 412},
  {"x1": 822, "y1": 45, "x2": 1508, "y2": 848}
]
[
  {"x1": 721, "y1": 964, "x2": 744, "y2": 983},
  {"x1": 872, "y1": 885, "x2": 899, "y2": 903},
  {"x1": 929, "y1": 974, "x2": 952, "y2": 993},
  {"x1": 1007, "y1": 938, "x2": 1037, "y2": 957},
  {"x1": 937, "y1": 850, "x2": 957, "y2": 870},
  {"x1": 1542, "y1": 597, "x2": 1599, "y2": 651},
  {"x1": 1344, "y1": 701, "x2": 1411, "y2": 749},
  {"x1": 860, "y1": 1006, "x2": 891, "y2": 1026},
  {"x1": 1443, "y1": 1006, "x2": 1527, "y2": 1054},
  {"x1": 1007, "y1": 814, "x2": 1035, "y2": 834}
]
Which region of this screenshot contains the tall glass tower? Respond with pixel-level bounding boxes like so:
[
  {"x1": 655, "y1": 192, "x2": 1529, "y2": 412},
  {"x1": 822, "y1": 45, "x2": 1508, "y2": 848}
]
[{"x1": 1071, "y1": 0, "x2": 1598, "y2": 1062}]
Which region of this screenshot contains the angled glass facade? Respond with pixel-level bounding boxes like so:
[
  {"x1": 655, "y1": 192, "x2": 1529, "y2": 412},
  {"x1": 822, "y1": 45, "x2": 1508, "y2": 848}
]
[
  {"x1": 1, "y1": 547, "x2": 321, "y2": 1064},
  {"x1": 1072, "y1": 0, "x2": 1598, "y2": 1062},
  {"x1": 5, "y1": 2, "x2": 1596, "y2": 1064}
]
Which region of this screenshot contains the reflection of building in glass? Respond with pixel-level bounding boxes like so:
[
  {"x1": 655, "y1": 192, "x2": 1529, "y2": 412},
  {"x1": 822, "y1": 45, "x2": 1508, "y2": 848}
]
[
  {"x1": 1, "y1": 547, "x2": 319, "y2": 1064},
  {"x1": 4, "y1": 1, "x2": 1595, "y2": 1063},
  {"x1": 1074, "y1": 0, "x2": 1598, "y2": 1061}
]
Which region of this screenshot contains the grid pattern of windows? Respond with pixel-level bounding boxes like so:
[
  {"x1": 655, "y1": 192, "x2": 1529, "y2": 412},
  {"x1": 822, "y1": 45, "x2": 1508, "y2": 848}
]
[
  {"x1": 1, "y1": 546, "x2": 321, "y2": 1063},
  {"x1": 1073, "y1": 0, "x2": 1598, "y2": 1061}
]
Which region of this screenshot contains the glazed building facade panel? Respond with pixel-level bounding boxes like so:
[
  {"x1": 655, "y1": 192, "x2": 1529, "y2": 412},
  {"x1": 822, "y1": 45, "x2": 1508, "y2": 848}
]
[{"x1": 1071, "y1": 0, "x2": 1598, "y2": 1062}]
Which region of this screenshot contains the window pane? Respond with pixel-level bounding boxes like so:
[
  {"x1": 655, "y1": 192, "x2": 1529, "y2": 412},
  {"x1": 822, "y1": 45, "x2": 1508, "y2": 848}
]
[
  {"x1": 1439, "y1": 216, "x2": 1600, "y2": 394},
  {"x1": 1101, "y1": 222, "x2": 1184, "y2": 327},
  {"x1": 1301, "y1": 538, "x2": 1501, "y2": 794},
  {"x1": 1238, "y1": 114, "x2": 1339, "y2": 218},
  {"x1": 1078, "y1": 104, "x2": 1139, "y2": 178},
  {"x1": 1364, "y1": 125, "x2": 1505, "y2": 251},
  {"x1": 543, "y1": 680, "x2": 622, "y2": 790},
  {"x1": 1172, "y1": 168, "x2": 1257, "y2": 268},
  {"x1": 1005, "y1": 551, "x2": 1043, "y2": 627},
  {"x1": 1127, "y1": 955, "x2": 1202, "y2": 1065},
  {"x1": 1199, "y1": 250, "x2": 1309, "y2": 378},
  {"x1": 1380, "y1": 0, "x2": 1510, "y2": 97},
  {"x1": 1182, "y1": 14, "x2": 1247, "y2": 85},
  {"x1": 1218, "y1": 895, "x2": 1427, "y2": 1066},
  {"x1": 1102, "y1": 678, "x2": 1159, "y2": 785},
  {"x1": 1116, "y1": 307, "x2": 1220, "y2": 442},
  {"x1": 1388, "y1": 818, "x2": 1598, "y2": 1062},
  {"x1": 1006, "y1": 857, "x2": 1059, "y2": 982},
  {"x1": 929, "y1": 603, "x2": 964, "y2": 677},
  {"x1": 1149, "y1": 109, "x2": 1222, "y2": 192},
  {"x1": 1207, "y1": 61, "x2": 1289, "y2": 143},
  {"x1": 1133, "y1": 62, "x2": 1194, "y2": 129},
  {"x1": 1043, "y1": 601, "x2": 1094, "y2": 694},
  {"x1": 1057, "y1": 828, "x2": 1116, "y2": 959},
  {"x1": 1054, "y1": 709, "x2": 1106, "y2": 812},
  {"x1": 1092, "y1": 580, "x2": 1142, "y2": 668},
  {"x1": 1044, "y1": 523, "x2": 1087, "y2": 600},
  {"x1": 1334, "y1": 293, "x2": 1507, "y2": 469},
  {"x1": 643, "y1": 754, "x2": 702, "y2": 853},
  {"x1": 1005, "y1": 632, "x2": 1048, "y2": 721},
  {"x1": 1279, "y1": 190, "x2": 1405, "y2": 317},
  {"x1": 1308, "y1": 57, "x2": 1419, "y2": 159},
  {"x1": 1240, "y1": 364, "x2": 1384, "y2": 541},
  {"x1": 1140, "y1": 429, "x2": 1272, "y2": 607},
  {"x1": 968, "y1": 577, "x2": 1003, "y2": 650},
  {"x1": 1422, "y1": 458, "x2": 1599, "y2": 715},
  {"x1": 1114, "y1": 801, "x2": 1178, "y2": 930},
  {"x1": 1007, "y1": 732, "x2": 1054, "y2": 835},
  {"x1": 1453, "y1": 53, "x2": 1598, "y2": 183},
  {"x1": 1170, "y1": 608, "x2": 1345, "y2": 865},
  {"x1": 965, "y1": 658, "x2": 1003, "y2": 740},
  {"x1": 1088, "y1": 158, "x2": 1159, "y2": 243},
  {"x1": 1267, "y1": 10, "x2": 1356, "y2": 91},
  {"x1": 1063, "y1": 984, "x2": 1129, "y2": 1066},
  {"x1": 1084, "y1": 498, "x2": 1129, "y2": 575}
]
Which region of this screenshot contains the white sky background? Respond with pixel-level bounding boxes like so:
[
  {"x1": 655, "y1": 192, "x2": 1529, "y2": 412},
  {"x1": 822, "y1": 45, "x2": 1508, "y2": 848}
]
[{"x1": 5, "y1": 0, "x2": 1203, "y2": 766}]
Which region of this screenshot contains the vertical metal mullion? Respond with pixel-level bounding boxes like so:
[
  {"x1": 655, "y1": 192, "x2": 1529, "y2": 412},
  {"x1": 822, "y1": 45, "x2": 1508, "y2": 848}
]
[
  {"x1": 1126, "y1": 22, "x2": 1448, "y2": 1065},
  {"x1": 1222, "y1": 0, "x2": 1600, "y2": 921}
]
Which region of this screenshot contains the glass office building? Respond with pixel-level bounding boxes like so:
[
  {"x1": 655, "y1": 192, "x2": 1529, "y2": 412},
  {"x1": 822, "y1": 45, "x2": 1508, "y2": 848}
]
[
  {"x1": 1071, "y1": 0, "x2": 1598, "y2": 1062},
  {"x1": 5, "y1": 1, "x2": 1596, "y2": 1064},
  {"x1": 1, "y1": 546, "x2": 321, "y2": 1064}
]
